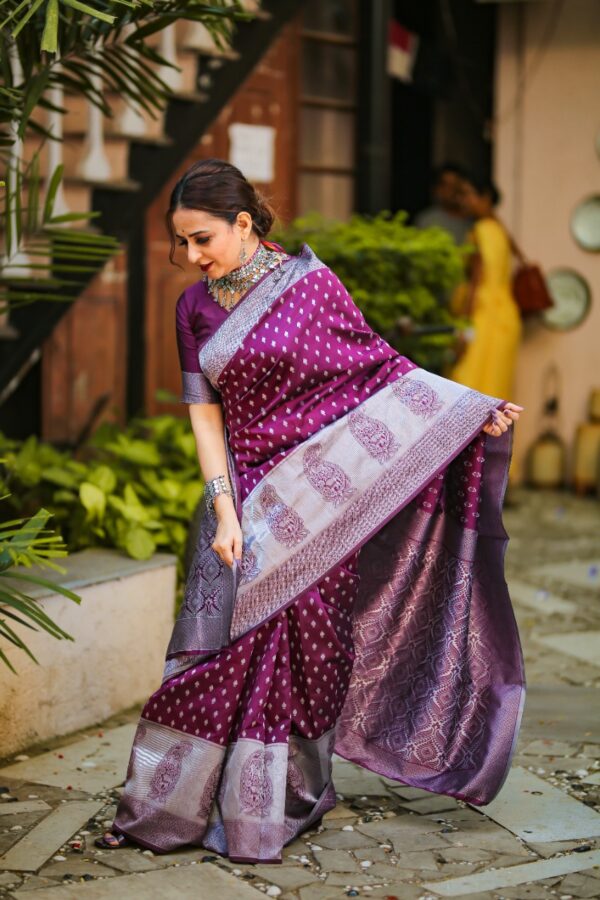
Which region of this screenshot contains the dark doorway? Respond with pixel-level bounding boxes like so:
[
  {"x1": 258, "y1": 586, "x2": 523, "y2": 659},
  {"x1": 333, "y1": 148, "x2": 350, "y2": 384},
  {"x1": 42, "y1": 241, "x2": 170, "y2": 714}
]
[{"x1": 389, "y1": 0, "x2": 496, "y2": 217}]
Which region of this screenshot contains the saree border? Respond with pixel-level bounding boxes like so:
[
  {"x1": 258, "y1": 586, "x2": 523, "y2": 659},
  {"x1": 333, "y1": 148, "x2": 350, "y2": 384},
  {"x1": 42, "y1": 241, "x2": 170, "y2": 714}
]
[
  {"x1": 181, "y1": 370, "x2": 220, "y2": 405},
  {"x1": 163, "y1": 422, "x2": 243, "y2": 676},
  {"x1": 334, "y1": 422, "x2": 524, "y2": 806},
  {"x1": 231, "y1": 368, "x2": 504, "y2": 639},
  {"x1": 114, "y1": 717, "x2": 339, "y2": 858},
  {"x1": 199, "y1": 244, "x2": 326, "y2": 387}
]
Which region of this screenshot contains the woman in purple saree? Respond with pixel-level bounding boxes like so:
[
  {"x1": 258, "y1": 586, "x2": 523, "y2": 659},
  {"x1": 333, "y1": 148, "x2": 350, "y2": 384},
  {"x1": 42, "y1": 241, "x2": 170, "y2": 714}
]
[{"x1": 99, "y1": 159, "x2": 525, "y2": 863}]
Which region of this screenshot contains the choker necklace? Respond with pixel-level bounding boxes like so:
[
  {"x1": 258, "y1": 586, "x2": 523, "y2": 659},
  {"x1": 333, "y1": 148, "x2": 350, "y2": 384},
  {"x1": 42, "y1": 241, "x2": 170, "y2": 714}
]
[{"x1": 206, "y1": 242, "x2": 287, "y2": 310}]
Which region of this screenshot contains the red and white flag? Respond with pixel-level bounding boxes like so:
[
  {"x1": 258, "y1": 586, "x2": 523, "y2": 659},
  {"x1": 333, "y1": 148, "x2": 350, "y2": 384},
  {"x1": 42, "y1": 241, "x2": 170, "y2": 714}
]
[{"x1": 387, "y1": 20, "x2": 420, "y2": 83}]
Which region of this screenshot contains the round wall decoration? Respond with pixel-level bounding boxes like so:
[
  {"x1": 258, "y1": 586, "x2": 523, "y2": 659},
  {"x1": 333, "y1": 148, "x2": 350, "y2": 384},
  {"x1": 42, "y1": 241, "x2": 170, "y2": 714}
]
[
  {"x1": 542, "y1": 268, "x2": 591, "y2": 331},
  {"x1": 571, "y1": 195, "x2": 600, "y2": 251}
]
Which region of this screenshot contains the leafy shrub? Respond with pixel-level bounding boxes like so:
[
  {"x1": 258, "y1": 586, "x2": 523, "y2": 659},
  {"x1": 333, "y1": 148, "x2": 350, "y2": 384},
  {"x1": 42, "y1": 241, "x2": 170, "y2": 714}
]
[
  {"x1": 0, "y1": 416, "x2": 203, "y2": 582},
  {"x1": 274, "y1": 212, "x2": 466, "y2": 371}
]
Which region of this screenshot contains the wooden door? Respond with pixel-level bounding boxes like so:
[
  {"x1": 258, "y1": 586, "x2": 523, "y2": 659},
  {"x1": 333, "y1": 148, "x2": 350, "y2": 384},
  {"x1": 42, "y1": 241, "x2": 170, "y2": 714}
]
[{"x1": 144, "y1": 22, "x2": 300, "y2": 417}]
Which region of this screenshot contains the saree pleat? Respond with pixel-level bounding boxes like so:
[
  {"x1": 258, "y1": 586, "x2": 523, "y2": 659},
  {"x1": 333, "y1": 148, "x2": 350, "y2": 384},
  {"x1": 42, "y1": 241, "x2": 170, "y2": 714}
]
[
  {"x1": 111, "y1": 244, "x2": 525, "y2": 861},
  {"x1": 113, "y1": 554, "x2": 359, "y2": 860}
]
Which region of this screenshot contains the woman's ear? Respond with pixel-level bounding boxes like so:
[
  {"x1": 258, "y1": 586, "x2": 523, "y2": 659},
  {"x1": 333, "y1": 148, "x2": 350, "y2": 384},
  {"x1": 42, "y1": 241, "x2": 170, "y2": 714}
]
[{"x1": 236, "y1": 211, "x2": 254, "y2": 239}]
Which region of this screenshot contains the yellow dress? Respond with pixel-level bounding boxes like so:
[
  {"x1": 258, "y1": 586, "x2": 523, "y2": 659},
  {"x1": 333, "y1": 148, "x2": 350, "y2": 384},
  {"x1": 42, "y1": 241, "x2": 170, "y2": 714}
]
[{"x1": 450, "y1": 218, "x2": 522, "y2": 400}]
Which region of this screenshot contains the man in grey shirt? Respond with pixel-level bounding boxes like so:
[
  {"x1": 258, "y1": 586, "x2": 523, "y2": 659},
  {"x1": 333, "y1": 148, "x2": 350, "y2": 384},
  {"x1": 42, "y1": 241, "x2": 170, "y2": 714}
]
[{"x1": 415, "y1": 163, "x2": 472, "y2": 245}]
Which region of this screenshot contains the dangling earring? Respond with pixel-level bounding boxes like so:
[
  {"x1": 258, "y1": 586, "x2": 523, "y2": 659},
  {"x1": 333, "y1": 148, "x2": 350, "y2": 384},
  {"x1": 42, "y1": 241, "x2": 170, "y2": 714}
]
[{"x1": 239, "y1": 239, "x2": 248, "y2": 265}]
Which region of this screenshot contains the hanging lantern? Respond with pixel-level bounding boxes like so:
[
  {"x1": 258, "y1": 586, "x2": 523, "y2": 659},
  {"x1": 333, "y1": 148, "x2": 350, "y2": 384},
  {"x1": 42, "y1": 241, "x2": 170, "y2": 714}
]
[
  {"x1": 526, "y1": 365, "x2": 567, "y2": 489},
  {"x1": 573, "y1": 387, "x2": 600, "y2": 495},
  {"x1": 573, "y1": 422, "x2": 600, "y2": 494},
  {"x1": 527, "y1": 430, "x2": 567, "y2": 489},
  {"x1": 589, "y1": 388, "x2": 600, "y2": 423}
]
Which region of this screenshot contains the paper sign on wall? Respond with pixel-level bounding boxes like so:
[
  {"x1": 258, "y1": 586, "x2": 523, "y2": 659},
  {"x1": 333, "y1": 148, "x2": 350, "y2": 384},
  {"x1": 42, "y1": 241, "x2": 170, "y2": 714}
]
[{"x1": 228, "y1": 123, "x2": 275, "y2": 183}]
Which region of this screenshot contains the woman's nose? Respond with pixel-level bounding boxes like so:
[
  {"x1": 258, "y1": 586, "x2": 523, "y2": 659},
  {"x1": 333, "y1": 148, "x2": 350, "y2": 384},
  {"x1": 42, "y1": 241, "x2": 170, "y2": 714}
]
[{"x1": 187, "y1": 245, "x2": 201, "y2": 265}]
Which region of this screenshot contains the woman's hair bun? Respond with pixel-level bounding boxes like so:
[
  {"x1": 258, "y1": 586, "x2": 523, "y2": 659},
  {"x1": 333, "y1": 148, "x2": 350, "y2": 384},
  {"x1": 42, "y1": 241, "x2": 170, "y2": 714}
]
[
  {"x1": 167, "y1": 158, "x2": 276, "y2": 262},
  {"x1": 252, "y1": 191, "x2": 275, "y2": 238}
]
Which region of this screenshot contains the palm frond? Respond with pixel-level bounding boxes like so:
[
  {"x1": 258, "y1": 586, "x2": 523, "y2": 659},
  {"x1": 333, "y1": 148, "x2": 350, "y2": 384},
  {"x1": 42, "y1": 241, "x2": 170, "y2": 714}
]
[
  {"x1": 0, "y1": 501, "x2": 82, "y2": 672},
  {"x1": 0, "y1": 0, "x2": 245, "y2": 144},
  {"x1": 1, "y1": 155, "x2": 121, "y2": 311}
]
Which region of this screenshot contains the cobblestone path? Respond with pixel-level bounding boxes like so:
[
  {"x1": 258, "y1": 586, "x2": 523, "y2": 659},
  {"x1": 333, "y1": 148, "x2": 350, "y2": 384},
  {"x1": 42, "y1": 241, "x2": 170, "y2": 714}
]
[{"x1": 0, "y1": 489, "x2": 598, "y2": 899}]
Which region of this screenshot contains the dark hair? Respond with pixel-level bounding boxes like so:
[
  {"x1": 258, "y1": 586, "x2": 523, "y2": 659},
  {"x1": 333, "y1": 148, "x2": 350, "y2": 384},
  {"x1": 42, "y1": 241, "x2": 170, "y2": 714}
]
[
  {"x1": 465, "y1": 171, "x2": 501, "y2": 207},
  {"x1": 166, "y1": 158, "x2": 275, "y2": 264},
  {"x1": 431, "y1": 161, "x2": 468, "y2": 187}
]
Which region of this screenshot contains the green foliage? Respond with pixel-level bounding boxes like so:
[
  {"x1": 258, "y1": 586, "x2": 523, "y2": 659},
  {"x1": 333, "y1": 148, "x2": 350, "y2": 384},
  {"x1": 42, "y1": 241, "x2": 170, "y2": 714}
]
[
  {"x1": 0, "y1": 503, "x2": 81, "y2": 672},
  {"x1": 0, "y1": 150, "x2": 121, "y2": 311},
  {"x1": 0, "y1": 1, "x2": 244, "y2": 308},
  {"x1": 0, "y1": 415, "x2": 203, "y2": 582},
  {"x1": 0, "y1": 1, "x2": 244, "y2": 142},
  {"x1": 274, "y1": 212, "x2": 466, "y2": 371}
]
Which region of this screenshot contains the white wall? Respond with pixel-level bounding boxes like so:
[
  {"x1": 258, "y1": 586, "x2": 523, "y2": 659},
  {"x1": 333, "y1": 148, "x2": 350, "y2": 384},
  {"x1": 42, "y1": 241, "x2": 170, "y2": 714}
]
[
  {"x1": 494, "y1": 0, "x2": 600, "y2": 484},
  {"x1": 0, "y1": 550, "x2": 176, "y2": 758}
]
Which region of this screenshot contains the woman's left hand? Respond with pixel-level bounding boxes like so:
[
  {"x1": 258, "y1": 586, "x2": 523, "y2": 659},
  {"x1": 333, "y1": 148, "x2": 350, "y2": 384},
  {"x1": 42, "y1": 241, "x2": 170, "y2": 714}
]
[{"x1": 482, "y1": 402, "x2": 524, "y2": 437}]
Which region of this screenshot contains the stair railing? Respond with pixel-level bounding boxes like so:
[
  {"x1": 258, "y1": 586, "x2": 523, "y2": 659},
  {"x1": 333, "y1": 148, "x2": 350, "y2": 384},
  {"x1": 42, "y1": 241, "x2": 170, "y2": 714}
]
[
  {"x1": 184, "y1": 20, "x2": 220, "y2": 52},
  {"x1": 78, "y1": 72, "x2": 112, "y2": 182},
  {"x1": 117, "y1": 25, "x2": 150, "y2": 138},
  {"x1": 46, "y1": 59, "x2": 70, "y2": 219},
  {"x1": 1, "y1": 45, "x2": 32, "y2": 336},
  {"x1": 158, "y1": 23, "x2": 183, "y2": 92}
]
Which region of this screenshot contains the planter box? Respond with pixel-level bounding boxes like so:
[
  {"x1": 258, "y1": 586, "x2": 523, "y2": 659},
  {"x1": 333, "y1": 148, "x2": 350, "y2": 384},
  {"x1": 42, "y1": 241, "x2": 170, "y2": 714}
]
[{"x1": 0, "y1": 548, "x2": 177, "y2": 759}]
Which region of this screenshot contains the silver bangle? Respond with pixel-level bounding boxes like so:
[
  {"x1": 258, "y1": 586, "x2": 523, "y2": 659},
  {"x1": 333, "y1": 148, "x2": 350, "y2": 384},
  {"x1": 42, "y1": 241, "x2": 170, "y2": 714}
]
[{"x1": 205, "y1": 474, "x2": 233, "y2": 511}]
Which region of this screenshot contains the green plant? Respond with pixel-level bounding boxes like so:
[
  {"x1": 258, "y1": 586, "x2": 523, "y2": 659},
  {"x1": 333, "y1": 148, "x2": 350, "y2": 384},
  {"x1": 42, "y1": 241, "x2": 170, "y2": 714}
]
[
  {"x1": 1, "y1": 153, "x2": 121, "y2": 311},
  {"x1": 274, "y1": 212, "x2": 467, "y2": 371},
  {"x1": 0, "y1": 1, "x2": 243, "y2": 142},
  {"x1": 0, "y1": 414, "x2": 204, "y2": 582},
  {"x1": 0, "y1": 0, "x2": 244, "y2": 309},
  {"x1": 0, "y1": 503, "x2": 81, "y2": 672}
]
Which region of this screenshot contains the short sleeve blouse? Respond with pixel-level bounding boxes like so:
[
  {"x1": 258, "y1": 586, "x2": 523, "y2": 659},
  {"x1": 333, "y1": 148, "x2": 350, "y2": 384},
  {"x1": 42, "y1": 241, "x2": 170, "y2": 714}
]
[
  {"x1": 175, "y1": 282, "x2": 226, "y2": 404},
  {"x1": 175, "y1": 242, "x2": 288, "y2": 404}
]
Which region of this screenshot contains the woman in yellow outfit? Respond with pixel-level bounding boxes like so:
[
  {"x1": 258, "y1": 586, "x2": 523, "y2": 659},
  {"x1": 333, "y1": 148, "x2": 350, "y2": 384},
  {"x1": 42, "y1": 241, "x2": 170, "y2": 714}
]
[{"x1": 450, "y1": 177, "x2": 522, "y2": 399}]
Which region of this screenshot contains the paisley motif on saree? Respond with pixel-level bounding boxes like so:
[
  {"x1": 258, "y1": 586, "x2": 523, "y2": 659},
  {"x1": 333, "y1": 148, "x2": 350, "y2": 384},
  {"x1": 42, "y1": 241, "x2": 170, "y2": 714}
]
[{"x1": 114, "y1": 244, "x2": 524, "y2": 860}]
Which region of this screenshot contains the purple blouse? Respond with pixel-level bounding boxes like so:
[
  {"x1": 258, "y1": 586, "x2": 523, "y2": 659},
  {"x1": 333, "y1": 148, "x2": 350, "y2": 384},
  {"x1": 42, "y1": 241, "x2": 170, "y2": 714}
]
[
  {"x1": 176, "y1": 242, "x2": 289, "y2": 405},
  {"x1": 175, "y1": 280, "x2": 229, "y2": 404}
]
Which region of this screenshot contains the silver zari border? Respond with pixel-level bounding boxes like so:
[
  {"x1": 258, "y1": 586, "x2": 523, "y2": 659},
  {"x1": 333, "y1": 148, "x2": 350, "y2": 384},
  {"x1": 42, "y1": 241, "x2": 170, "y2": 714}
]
[
  {"x1": 231, "y1": 369, "x2": 502, "y2": 638},
  {"x1": 181, "y1": 370, "x2": 220, "y2": 404},
  {"x1": 199, "y1": 244, "x2": 325, "y2": 388}
]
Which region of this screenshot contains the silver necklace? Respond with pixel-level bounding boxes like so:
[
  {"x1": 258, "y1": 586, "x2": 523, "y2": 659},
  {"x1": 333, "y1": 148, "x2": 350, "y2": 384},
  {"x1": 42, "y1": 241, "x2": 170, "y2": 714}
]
[{"x1": 206, "y1": 243, "x2": 287, "y2": 310}]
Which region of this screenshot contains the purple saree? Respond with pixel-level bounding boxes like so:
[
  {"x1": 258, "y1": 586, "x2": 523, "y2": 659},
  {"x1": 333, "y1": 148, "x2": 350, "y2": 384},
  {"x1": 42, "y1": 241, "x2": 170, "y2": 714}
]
[{"x1": 112, "y1": 244, "x2": 525, "y2": 862}]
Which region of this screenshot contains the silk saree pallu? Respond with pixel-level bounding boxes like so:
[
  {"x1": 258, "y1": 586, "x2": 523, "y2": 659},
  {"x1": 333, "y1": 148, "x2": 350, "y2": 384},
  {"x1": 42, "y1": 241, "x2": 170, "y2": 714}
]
[{"x1": 113, "y1": 246, "x2": 525, "y2": 862}]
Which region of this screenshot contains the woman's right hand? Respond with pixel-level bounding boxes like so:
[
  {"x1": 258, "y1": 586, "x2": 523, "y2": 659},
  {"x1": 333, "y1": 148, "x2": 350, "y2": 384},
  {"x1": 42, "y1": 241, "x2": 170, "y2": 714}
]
[
  {"x1": 482, "y1": 402, "x2": 524, "y2": 437},
  {"x1": 211, "y1": 497, "x2": 243, "y2": 568}
]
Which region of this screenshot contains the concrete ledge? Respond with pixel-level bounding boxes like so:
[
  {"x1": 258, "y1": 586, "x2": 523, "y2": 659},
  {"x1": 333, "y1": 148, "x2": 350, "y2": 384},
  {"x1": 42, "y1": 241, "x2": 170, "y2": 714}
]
[{"x1": 0, "y1": 548, "x2": 177, "y2": 758}]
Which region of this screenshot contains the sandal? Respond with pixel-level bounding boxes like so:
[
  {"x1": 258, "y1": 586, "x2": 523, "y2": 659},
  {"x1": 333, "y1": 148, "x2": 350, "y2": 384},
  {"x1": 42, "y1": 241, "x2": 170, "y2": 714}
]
[{"x1": 94, "y1": 831, "x2": 129, "y2": 849}]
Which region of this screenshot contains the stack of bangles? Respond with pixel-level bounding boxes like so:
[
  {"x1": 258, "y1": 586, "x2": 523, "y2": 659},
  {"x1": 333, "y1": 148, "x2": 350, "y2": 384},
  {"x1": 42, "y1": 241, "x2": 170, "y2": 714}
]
[{"x1": 205, "y1": 474, "x2": 234, "y2": 511}]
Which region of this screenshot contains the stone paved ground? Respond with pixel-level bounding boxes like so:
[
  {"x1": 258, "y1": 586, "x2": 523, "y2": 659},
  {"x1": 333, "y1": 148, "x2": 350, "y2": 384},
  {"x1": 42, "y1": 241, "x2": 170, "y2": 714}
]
[{"x1": 0, "y1": 488, "x2": 598, "y2": 899}]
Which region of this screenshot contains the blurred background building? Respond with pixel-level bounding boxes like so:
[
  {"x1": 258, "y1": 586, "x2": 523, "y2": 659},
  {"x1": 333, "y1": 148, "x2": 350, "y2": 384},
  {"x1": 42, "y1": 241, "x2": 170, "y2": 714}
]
[{"x1": 1, "y1": 0, "x2": 598, "y2": 487}]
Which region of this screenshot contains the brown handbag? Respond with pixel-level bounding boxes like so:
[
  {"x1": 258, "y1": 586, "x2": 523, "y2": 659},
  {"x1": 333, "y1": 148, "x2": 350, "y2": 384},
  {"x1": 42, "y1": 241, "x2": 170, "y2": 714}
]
[
  {"x1": 512, "y1": 264, "x2": 554, "y2": 317},
  {"x1": 505, "y1": 227, "x2": 554, "y2": 317}
]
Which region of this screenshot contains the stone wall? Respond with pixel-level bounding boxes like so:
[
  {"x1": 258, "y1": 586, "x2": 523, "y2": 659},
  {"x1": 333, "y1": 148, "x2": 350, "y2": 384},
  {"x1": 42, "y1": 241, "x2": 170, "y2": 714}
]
[{"x1": 0, "y1": 549, "x2": 176, "y2": 758}]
